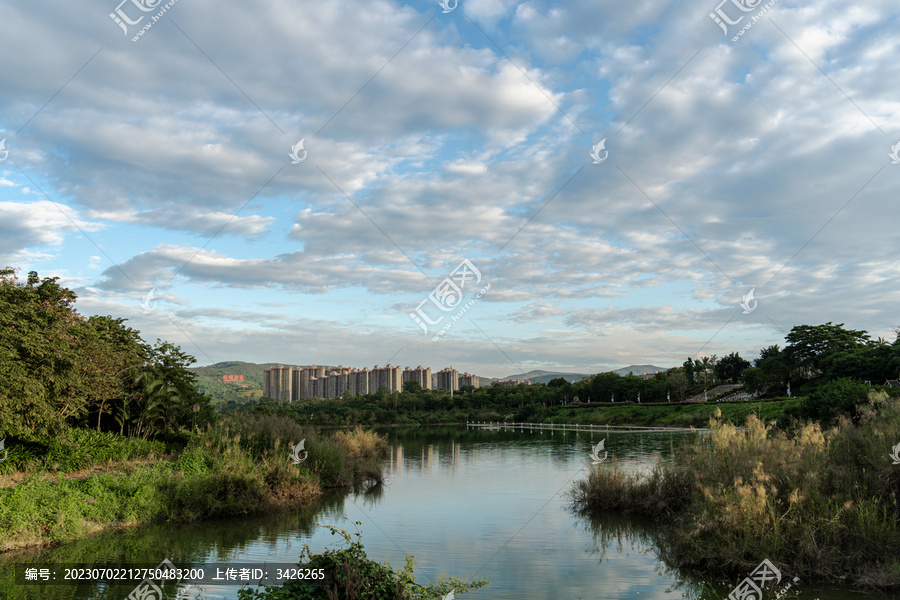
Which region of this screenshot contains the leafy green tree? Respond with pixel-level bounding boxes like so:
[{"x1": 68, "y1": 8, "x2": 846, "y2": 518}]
[
  {"x1": 715, "y1": 352, "x2": 751, "y2": 383},
  {"x1": 682, "y1": 357, "x2": 695, "y2": 385},
  {"x1": 818, "y1": 343, "x2": 893, "y2": 383},
  {"x1": 0, "y1": 268, "x2": 85, "y2": 440},
  {"x1": 0, "y1": 267, "x2": 212, "y2": 441},
  {"x1": 698, "y1": 355, "x2": 716, "y2": 386},
  {"x1": 78, "y1": 315, "x2": 148, "y2": 431},
  {"x1": 785, "y1": 322, "x2": 870, "y2": 377},
  {"x1": 402, "y1": 381, "x2": 422, "y2": 394}
]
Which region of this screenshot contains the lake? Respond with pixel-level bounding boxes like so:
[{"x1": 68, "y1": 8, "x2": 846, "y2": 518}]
[{"x1": 0, "y1": 425, "x2": 877, "y2": 599}]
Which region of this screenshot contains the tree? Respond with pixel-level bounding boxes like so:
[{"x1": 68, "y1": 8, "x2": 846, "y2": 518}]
[
  {"x1": 698, "y1": 355, "x2": 717, "y2": 386},
  {"x1": 78, "y1": 316, "x2": 148, "y2": 431},
  {"x1": 0, "y1": 267, "x2": 213, "y2": 441},
  {"x1": 818, "y1": 343, "x2": 893, "y2": 383},
  {"x1": 785, "y1": 322, "x2": 870, "y2": 377},
  {"x1": 0, "y1": 268, "x2": 85, "y2": 440},
  {"x1": 750, "y1": 345, "x2": 791, "y2": 394},
  {"x1": 682, "y1": 357, "x2": 695, "y2": 385},
  {"x1": 667, "y1": 370, "x2": 687, "y2": 401},
  {"x1": 402, "y1": 381, "x2": 422, "y2": 394},
  {"x1": 754, "y1": 345, "x2": 781, "y2": 367},
  {"x1": 715, "y1": 352, "x2": 751, "y2": 383}
]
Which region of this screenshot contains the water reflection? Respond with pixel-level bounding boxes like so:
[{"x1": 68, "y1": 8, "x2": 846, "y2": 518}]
[{"x1": 0, "y1": 426, "x2": 878, "y2": 600}]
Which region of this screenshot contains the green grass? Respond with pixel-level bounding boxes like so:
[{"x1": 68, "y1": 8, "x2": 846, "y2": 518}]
[
  {"x1": 0, "y1": 428, "x2": 166, "y2": 475},
  {"x1": 0, "y1": 416, "x2": 388, "y2": 552}
]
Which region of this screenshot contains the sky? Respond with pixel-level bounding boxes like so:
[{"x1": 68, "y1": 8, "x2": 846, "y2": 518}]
[{"x1": 1, "y1": 0, "x2": 898, "y2": 380}]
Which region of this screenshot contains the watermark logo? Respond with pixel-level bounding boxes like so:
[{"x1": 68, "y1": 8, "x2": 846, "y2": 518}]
[
  {"x1": 589, "y1": 138, "x2": 608, "y2": 164},
  {"x1": 126, "y1": 558, "x2": 176, "y2": 600},
  {"x1": 109, "y1": 0, "x2": 162, "y2": 35},
  {"x1": 141, "y1": 287, "x2": 158, "y2": 313},
  {"x1": 740, "y1": 288, "x2": 757, "y2": 314},
  {"x1": 589, "y1": 438, "x2": 607, "y2": 464},
  {"x1": 0, "y1": 138, "x2": 8, "y2": 163},
  {"x1": 438, "y1": 0, "x2": 457, "y2": 13},
  {"x1": 890, "y1": 442, "x2": 900, "y2": 465},
  {"x1": 111, "y1": 0, "x2": 179, "y2": 41},
  {"x1": 289, "y1": 138, "x2": 307, "y2": 164},
  {"x1": 889, "y1": 141, "x2": 900, "y2": 164},
  {"x1": 409, "y1": 259, "x2": 490, "y2": 340},
  {"x1": 710, "y1": 0, "x2": 761, "y2": 34},
  {"x1": 728, "y1": 558, "x2": 797, "y2": 600},
  {"x1": 710, "y1": 0, "x2": 779, "y2": 42},
  {"x1": 173, "y1": 583, "x2": 206, "y2": 600},
  {"x1": 0, "y1": 439, "x2": 7, "y2": 463},
  {"x1": 290, "y1": 439, "x2": 308, "y2": 465}
]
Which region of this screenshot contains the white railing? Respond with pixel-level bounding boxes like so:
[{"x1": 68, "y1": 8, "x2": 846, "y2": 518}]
[{"x1": 465, "y1": 422, "x2": 701, "y2": 433}]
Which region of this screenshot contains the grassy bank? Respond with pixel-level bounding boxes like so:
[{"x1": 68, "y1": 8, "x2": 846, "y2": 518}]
[
  {"x1": 0, "y1": 418, "x2": 388, "y2": 553},
  {"x1": 569, "y1": 392, "x2": 900, "y2": 589}
]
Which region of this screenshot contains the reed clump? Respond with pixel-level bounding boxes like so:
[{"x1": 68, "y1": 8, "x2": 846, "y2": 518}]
[
  {"x1": 331, "y1": 427, "x2": 389, "y2": 459},
  {"x1": 571, "y1": 392, "x2": 900, "y2": 588}
]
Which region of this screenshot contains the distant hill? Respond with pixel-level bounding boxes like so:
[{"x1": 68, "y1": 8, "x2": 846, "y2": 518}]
[
  {"x1": 191, "y1": 361, "x2": 280, "y2": 388},
  {"x1": 498, "y1": 370, "x2": 590, "y2": 385},
  {"x1": 493, "y1": 365, "x2": 671, "y2": 385},
  {"x1": 190, "y1": 361, "x2": 276, "y2": 403},
  {"x1": 611, "y1": 364, "x2": 671, "y2": 377}
]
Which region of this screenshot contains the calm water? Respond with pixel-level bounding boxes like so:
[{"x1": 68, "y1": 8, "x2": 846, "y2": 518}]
[{"x1": 0, "y1": 426, "x2": 880, "y2": 600}]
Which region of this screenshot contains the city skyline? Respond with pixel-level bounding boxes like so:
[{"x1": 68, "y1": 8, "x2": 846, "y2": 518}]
[{"x1": 262, "y1": 364, "x2": 483, "y2": 400}]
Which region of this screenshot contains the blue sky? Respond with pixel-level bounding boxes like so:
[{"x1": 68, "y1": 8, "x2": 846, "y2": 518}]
[{"x1": 1, "y1": 0, "x2": 898, "y2": 379}]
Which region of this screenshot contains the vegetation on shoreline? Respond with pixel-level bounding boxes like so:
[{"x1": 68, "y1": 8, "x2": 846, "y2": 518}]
[
  {"x1": 0, "y1": 419, "x2": 387, "y2": 553},
  {"x1": 237, "y1": 521, "x2": 488, "y2": 600},
  {"x1": 0, "y1": 269, "x2": 391, "y2": 552},
  {"x1": 569, "y1": 393, "x2": 900, "y2": 589}
]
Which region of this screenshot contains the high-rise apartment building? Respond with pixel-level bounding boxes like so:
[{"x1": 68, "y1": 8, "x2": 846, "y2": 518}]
[
  {"x1": 263, "y1": 365, "x2": 293, "y2": 401},
  {"x1": 265, "y1": 363, "x2": 469, "y2": 399},
  {"x1": 435, "y1": 367, "x2": 458, "y2": 392},
  {"x1": 458, "y1": 372, "x2": 480, "y2": 388},
  {"x1": 402, "y1": 366, "x2": 432, "y2": 390}
]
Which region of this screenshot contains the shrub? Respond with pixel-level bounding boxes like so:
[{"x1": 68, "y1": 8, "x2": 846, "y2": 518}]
[
  {"x1": 800, "y1": 377, "x2": 871, "y2": 423},
  {"x1": 237, "y1": 521, "x2": 488, "y2": 600},
  {"x1": 331, "y1": 428, "x2": 388, "y2": 459},
  {"x1": 570, "y1": 395, "x2": 900, "y2": 587}
]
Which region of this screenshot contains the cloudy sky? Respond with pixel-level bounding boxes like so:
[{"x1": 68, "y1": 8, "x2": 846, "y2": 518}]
[{"x1": 1, "y1": 0, "x2": 898, "y2": 379}]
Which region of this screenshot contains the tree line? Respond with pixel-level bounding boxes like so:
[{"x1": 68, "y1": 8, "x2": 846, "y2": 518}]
[
  {"x1": 0, "y1": 268, "x2": 214, "y2": 442},
  {"x1": 242, "y1": 322, "x2": 900, "y2": 425}
]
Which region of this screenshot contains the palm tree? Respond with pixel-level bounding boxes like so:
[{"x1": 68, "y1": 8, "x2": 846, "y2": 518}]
[{"x1": 130, "y1": 368, "x2": 182, "y2": 438}]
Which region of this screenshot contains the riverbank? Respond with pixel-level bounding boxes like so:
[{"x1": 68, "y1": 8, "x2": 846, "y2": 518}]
[
  {"x1": 569, "y1": 392, "x2": 900, "y2": 589},
  {"x1": 0, "y1": 418, "x2": 387, "y2": 553}
]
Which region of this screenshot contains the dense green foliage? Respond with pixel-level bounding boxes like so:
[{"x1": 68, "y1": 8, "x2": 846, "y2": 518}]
[
  {"x1": 742, "y1": 323, "x2": 900, "y2": 400},
  {"x1": 0, "y1": 267, "x2": 214, "y2": 446},
  {"x1": 570, "y1": 393, "x2": 900, "y2": 588},
  {"x1": 237, "y1": 522, "x2": 487, "y2": 600}
]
